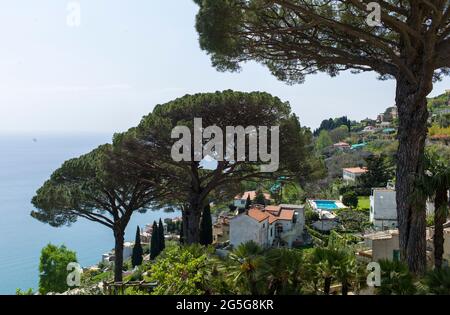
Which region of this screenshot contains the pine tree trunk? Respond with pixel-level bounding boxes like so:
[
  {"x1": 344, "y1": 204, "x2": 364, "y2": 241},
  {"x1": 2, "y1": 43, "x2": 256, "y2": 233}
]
[
  {"x1": 434, "y1": 187, "x2": 448, "y2": 269},
  {"x1": 113, "y1": 228, "x2": 125, "y2": 283},
  {"x1": 395, "y1": 78, "x2": 430, "y2": 275},
  {"x1": 183, "y1": 193, "x2": 203, "y2": 244}
]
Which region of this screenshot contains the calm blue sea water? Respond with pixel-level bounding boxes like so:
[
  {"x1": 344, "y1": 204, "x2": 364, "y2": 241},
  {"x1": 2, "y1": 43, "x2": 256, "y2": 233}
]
[{"x1": 0, "y1": 133, "x2": 179, "y2": 295}]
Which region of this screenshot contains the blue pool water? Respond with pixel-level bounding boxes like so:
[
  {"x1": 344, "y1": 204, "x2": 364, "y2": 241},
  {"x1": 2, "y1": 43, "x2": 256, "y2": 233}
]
[{"x1": 313, "y1": 200, "x2": 339, "y2": 210}]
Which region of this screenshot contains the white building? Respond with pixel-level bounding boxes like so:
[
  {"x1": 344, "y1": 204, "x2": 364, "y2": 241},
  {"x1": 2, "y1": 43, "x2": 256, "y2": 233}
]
[
  {"x1": 230, "y1": 204, "x2": 305, "y2": 248},
  {"x1": 370, "y1": 188, "x2": 398, "y2": 230},
  {"x1": 342, "y1": 167, "x2": 367, "y2": 182},
  {"x1": 360, "y1": 229, "x2": 401, "y2": 262}
]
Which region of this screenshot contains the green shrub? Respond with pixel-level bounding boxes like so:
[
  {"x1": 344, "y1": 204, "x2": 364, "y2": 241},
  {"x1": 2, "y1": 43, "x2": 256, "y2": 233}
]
[
  {"x1": 342, "y1": 191, "x2": 358, "y2": 208},
  {"x1": 376, "y1": 260, "x2": 417, "y2": 295}
]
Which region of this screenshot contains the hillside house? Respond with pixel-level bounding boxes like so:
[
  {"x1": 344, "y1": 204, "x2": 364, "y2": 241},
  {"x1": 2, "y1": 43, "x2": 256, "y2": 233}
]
[
  {"x1": 343, "y1": 167, "x2": 367, "y2": 182},
  {"x1": 230, "y1": 204, "x2": 305, "y2": 248}
]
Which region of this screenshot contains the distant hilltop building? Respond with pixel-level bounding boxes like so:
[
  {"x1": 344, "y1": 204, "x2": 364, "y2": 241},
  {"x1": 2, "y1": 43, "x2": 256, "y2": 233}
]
[
  {"x1": 377, "y1": 106, "x2": 398, "y2": 123},
  {"x1": 362, "y1": 125, "x2": 377, "y2": 133},
  {"x1": 429, "y1": 134, "x2": 450, "y2": 145},
  {"x1": 333, "y1": 142, "x2": 351, "y2": 150},
  {"x1": 343, "y1": 167, "x2": 367, "y2": 182}
]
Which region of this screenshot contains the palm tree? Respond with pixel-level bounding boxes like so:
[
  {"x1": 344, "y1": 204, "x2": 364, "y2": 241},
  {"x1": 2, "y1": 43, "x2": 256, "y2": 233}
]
[
  {"x1": 420, "y1": 267, "x2": 450, "y2": 295},
  {"x1": 227, "y1": 241, "x2": 268, "y2": 295},
  {"x1": 310, "y1": 247, "x2": 339, "y2": 295},
  {"x1": 422, "y1": 151, "x2": 450, "y2": 269},
  {"x1": 265, "y1": 248, "x2": 304, "y2": 295},
  {"x1": 333, "y1": 252, "x2": 357, "y2": 295}
]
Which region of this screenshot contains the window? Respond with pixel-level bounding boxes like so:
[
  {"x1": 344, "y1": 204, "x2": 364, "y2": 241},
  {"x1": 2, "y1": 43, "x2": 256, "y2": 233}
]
[{"x1": 270, "y1": 227, "x2": 273, "y2": 237}]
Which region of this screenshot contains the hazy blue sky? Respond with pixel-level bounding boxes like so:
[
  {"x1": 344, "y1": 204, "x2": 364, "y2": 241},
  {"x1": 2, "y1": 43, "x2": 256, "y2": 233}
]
[{"x1": 0, "y1": 0, "x2": 448, "y2": 134}]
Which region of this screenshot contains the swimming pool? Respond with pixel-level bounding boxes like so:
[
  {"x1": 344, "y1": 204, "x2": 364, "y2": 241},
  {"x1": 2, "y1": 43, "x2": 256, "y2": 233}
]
[{"x1": 313, "y1": 200, "x2": 339, "y2": 210}]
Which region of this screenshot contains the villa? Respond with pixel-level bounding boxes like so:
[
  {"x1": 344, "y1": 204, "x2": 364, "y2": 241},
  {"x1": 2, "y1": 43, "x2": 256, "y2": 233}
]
[
  {"x1": 307, "y1": 199, "x2": 345, "y2": 231},
  {"x1": 342, "y1": 167, "x2": 368, "y2": 182},
  {"x1": 234, "y1": 191, "x2": 272, "y2": 209},
  {"x1": 229, "y1": 204, "x2": 306, "y2": 248}
]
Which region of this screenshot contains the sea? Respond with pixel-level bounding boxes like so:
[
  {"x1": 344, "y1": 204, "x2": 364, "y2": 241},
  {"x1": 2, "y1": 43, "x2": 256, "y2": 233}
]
[{"x1": 0, "y1": 133, "x2": 180, "y2": 294}]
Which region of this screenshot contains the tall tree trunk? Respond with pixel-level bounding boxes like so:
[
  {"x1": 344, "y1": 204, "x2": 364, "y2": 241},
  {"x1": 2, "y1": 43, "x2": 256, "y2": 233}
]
[
  {"x1": 395, "y1": 78, "x2": 430, "y2": 274},
  {"x1": 183, "y1": 193, "x2": 203, "y2": 244},
  {"x1": 324, "y1": 277, "x2": 332, "y2": 295},
  {"x1": 341, "y1": 281, "x2": 349, "y2": 296},
  {"x1": 434, "y1": 187, "x2": 448, "y2": 269},
  {"x1": 113, "y1": 228, "x2": 125, "y2": 283}
]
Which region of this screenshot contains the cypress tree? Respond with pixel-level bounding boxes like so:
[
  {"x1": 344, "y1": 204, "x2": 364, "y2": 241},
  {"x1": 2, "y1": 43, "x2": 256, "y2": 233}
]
[
  {"x1": 131, "y1": 226, "x2": 143, "y2": 267},
  {"x1": 255, "y1": 190, "x2": 267, "y2": 206},
  {"x1": 245, "y1": 195, "x2": 251, "y2": 209},
  {"x1": 199, "y1": 204, "x2": 213, "y2": 246},
  {"x1": 158, "y1": 218, "x2": 165, "y2": 252},
  {"x1": 150, "y1": 221, "x2": 159, "y2": 260}
]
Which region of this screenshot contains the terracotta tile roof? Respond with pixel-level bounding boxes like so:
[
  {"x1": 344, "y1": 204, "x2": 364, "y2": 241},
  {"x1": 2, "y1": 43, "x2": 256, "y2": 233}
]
[
  {"x1": 343, "y1": 167, "x2": 368, "y2": 174},
  {"x1": 234, "y1": 191, "x2": 271, "y2": 201},
  {"x1": 247, "y1": 206, "x2": 294, "y2": 224},
  {"x1": 265, "y1": 205, "x2": 281, "y2": 214},
  {"x1": 247, "y1": 208, "x2": 270, "y2": 222},
  {"x1": 430, "y1": 134, "x2": 450, "y2": 140},
  {"x1": 278, "y1": 209, "x2": 295, "y2": 221}
]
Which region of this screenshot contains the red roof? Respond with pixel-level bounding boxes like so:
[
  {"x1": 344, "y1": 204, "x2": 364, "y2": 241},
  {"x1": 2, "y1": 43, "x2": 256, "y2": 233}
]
[
  {"x1": 265, "y1": 205, "x2": 281, "y2": 214},
  {"x1": 430, "y1": 134, "x2": 450, "y2": 140},
  {"x1": 247, "y1": 208, "x2": 270, "y2": 222},
  {"x1": 343, "y1": 167, "x2": 368, "y2": 174},
  {"x1": 334, "y1": 142, "x2": 350, "y2": 147},
  {"x1": 235, "y1": 191, "x2": 271, "y2": 201},
  {"x1": 247, "y1": 206, "x2": 294, "y2": 224}
]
